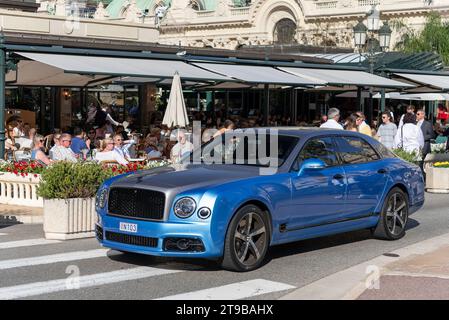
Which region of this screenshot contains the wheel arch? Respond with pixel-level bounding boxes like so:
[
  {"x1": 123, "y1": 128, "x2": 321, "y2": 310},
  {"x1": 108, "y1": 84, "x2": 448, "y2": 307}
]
[
  {"x1": 233, "y1": 199, "x2": 274, "y2": 242},
  {"x1": 389, "y1": 183, "x2": 410, "y2": 202}
]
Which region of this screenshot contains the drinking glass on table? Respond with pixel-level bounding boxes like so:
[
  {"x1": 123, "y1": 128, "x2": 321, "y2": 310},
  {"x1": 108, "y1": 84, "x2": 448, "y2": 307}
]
[{"x1": 81, "y1": 148, "x2": 89, "y2": 161}]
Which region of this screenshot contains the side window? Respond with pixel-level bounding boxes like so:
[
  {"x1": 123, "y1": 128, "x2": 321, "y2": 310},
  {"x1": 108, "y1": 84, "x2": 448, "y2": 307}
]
[
  {"x1": 296, "y1": 137, "x2": 339, "y2": 168},
  {"x1": 376, "y1": 143, "x2": 396, "y2": 159},
  {"x1": 335, "y1": 136, "x2": 380, "y2": 164}
]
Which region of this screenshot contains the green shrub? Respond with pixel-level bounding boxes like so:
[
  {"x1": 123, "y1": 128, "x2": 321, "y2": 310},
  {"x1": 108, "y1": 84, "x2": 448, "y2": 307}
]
[
  {"x1": 37, "y1": 162, "x2": 112, "y2": 199},
  {"x1": 392, "y1": 148, "x2": 419, "y2": 164}
]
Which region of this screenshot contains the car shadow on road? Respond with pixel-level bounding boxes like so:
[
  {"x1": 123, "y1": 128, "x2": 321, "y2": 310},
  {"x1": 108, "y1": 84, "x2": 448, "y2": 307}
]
[
  {"x1": 263, "y1": 218, "x2": 420, "y2": 266},
  {"x1": 106, "y1": 251, "x2": 221, "y2": 271},
  {"x1": 105, "y1": 218, "x2": 420, "y2": 272}
]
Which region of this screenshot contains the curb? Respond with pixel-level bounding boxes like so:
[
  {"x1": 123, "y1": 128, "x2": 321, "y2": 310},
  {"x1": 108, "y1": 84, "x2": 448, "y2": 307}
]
[
  {"x1": 279, "y1": 232, "x2": 449, "y2": 300},
  {"x1": 0, "y1": 214, "x2": 43, "y2": 225}
]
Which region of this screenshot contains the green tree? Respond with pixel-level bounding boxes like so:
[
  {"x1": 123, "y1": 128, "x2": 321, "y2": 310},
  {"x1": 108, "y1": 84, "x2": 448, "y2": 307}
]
[{"x1": 395, "y1": 12, "x2": 449, "y2": 65}]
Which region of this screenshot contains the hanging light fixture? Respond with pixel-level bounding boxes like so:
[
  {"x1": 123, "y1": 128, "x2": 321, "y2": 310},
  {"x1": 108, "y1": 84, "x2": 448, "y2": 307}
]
[
  {"x1": 366, "y1": 5, "x2": 380, "y2": 31},
  {"x1": 353, "y1": 21, "x2": 368, "y2": 48},
  {"x1": 378, "y1": 22, "x2": 392, "y2": 51}
]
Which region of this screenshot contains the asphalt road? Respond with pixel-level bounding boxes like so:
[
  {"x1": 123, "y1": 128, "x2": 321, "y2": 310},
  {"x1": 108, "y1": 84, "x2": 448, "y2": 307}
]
[{"x1": 0, "y1": 193, "x2": 448, "y2": 300}]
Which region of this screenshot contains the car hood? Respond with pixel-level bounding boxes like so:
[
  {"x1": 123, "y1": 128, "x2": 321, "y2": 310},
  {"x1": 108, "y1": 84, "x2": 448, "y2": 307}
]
[{"x1": 110, "y1": 164, "x2": 262, "y2": 191}]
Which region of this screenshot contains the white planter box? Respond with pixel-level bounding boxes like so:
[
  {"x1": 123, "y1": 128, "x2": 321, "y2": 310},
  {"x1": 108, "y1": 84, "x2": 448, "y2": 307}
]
[
  {"x1": 0, "y1": 172, "x2": 43, "y2": 207},
  {"x1": 43, "y1": 198, "x2": 97, "y2": 240},
  {"x1": 424, "y1": 153, "x2": 449, "y2": 173},
  {"x1": 426, "y1": 167, "x2": 449, "y2": 194}
]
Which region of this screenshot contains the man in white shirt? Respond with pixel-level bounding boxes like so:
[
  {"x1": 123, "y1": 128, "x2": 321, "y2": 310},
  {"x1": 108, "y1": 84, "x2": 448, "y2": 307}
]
[
  {"x1": 171, "y1": 130, "x2": 194, "y2": 163},
  {"x1": 53, "y1": 133, "x2": 78, "y2": 162},
  {"x1": 113, "y1": 134, "x2": 135, "y2": 160},
  {"x1": 320, "y1": 108, "x2": 344, "y2": 130}
]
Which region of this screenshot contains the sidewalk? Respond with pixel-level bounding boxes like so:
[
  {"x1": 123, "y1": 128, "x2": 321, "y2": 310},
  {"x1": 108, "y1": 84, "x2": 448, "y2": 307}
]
[
  {"x1": 280, "y1": 232, "x2": 449, "y2": 300},
  {"x1": 0, "y1": 204, "x2": 43, "y2": 224}
]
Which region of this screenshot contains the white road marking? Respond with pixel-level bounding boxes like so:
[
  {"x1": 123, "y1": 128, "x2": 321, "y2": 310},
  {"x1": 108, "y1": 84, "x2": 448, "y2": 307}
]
[
  {"x1": 156, "y1": 279, "x2": 295, "y2": 300},
  {"x1": 0, "y1": 233, "x2": 7, "y2": 236},
  {"x1": 0, "y1": 266, "x2": 183, "y2": 300},
  {"x1": 0, "y1": 249, "x2": 112, "y2": 270},
  {"x1": 0, "y1": 238, "x2": 60, "y2": 250}
]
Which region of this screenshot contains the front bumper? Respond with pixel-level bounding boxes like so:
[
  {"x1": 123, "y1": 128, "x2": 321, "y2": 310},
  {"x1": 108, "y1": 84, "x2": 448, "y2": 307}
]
[{"x1": 96, "y1": 213, "x2": 223, "y2": 259}]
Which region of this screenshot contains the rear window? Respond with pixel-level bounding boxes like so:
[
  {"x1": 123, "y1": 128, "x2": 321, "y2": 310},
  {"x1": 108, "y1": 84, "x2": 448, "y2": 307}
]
[
  {"x1": 335, "y1": 136, "x2": 381, "y2": 164},
  {"x1": 375, "y1": 142, "x2": 397, "y2": 159}
]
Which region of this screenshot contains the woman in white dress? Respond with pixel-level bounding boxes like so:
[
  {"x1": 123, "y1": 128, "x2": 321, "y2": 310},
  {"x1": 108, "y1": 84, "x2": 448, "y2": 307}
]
[
  {"x1": 394, "y1": 113, "x2": 424, "y2": 154},
  {"x1": 95, "y1": 138, "x2": 128, "y2": 165}
]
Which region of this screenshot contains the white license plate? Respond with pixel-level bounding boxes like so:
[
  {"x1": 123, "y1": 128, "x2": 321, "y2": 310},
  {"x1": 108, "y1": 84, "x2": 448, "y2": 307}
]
[{"x1": 119, "y1": 222, "x2": 138, "y2": 233}]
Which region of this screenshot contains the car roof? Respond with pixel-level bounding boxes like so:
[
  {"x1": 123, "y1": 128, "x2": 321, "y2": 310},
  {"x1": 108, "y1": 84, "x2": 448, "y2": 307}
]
[{"x1": 247, "y1": 127, "x2": 355, "y2": 138}]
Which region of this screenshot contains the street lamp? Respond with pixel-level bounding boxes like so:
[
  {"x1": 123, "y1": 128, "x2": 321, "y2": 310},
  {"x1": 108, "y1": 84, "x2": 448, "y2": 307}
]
[
  {"x1": 353, "y1": 5, "x2": 392, "y2": 118},
  {"x1": 378, "y1": 22, "x2": 393, "y2": 51}
]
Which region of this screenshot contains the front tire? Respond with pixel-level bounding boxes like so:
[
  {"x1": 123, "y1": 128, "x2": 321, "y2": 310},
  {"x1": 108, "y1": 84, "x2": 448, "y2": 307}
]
[
  {"x1": 373, "y1": 187, "x2": 409, "y2": 240},
  {"x1": 220, "y1": 205, "x2": 270, "y2": 272}
]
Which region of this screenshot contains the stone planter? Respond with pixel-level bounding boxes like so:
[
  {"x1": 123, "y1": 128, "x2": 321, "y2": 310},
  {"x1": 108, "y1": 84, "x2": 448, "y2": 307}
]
[
  {"x1": 0, "y1": 172, "x2": 43, "y2": 207},
  {"x1": 424, "y1": 153, "x2": 449, "y2": 173},
  {"x1": 426, "y1": 167, "x2": 449, "y2": 194},
  {"x1": 43, "y1": 198, "x2": 96, "y2": 240}
]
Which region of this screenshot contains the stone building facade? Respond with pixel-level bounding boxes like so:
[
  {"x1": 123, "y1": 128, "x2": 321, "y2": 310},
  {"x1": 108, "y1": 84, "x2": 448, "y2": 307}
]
[{"x1": 101, "y1": 0, "x2": 449, "y2": 51}]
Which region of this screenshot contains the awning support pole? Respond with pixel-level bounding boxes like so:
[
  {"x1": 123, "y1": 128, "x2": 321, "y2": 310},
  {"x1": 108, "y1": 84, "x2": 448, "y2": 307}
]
[
  {"x1": 380, "y1": 88, "x2": 386, "y2": 113},
  {"x1": 356, "y1": 87, "x2": 362, "y2": 112},
  {"x1": 0, "y1": 35, "x2": 6, "y2": 159},
  {"x1": 264, "y1": 84, "x2": 269, "y2": 125}
]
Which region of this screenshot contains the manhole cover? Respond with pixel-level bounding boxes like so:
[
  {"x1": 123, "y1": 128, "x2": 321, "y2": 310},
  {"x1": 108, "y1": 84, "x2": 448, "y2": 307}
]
[{"x1": 383, "y1": 253, "x2": 400, "y2": 257}]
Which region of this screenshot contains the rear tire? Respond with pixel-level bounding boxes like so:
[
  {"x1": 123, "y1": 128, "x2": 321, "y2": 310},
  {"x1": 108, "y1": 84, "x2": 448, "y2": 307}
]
[
  {"x1": 373, "y1": 187, "x2": 409, "y2": 240},
  {"x1": 220, "y1": 205, "x2": 270, "y2": 272}
]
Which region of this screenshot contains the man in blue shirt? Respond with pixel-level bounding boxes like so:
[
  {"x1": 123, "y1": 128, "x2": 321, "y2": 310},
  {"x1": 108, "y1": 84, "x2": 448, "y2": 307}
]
[{"x1": 70, "y1": 127, "x2": 89, "y2": 158}]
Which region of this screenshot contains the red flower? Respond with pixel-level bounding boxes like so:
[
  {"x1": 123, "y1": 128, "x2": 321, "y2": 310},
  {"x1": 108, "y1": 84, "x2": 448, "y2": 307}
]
[{"x1": 34, "y1": 174, "x2": 38, "y2": 178}]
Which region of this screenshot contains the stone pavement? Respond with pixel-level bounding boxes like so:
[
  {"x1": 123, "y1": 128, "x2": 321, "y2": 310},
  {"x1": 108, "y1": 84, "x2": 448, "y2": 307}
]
[
  {"x1": 281, "y1": 232, "x2": 449, "y2": 300},
  {"x1": 358, "y1": 244, "x2": 449, "y2": 299},
  {"x1": 0, "y1": 204, "x2": 43, "y2": 224}
]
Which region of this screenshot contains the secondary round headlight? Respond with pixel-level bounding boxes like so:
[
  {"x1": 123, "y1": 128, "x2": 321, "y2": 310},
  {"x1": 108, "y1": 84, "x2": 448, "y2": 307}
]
[
  {"x1": 174, "y1": 197, "x2": 197, "y2": 218},
  {"x1": 97, "y1": 189, "x2": 108, "y2": 208}
]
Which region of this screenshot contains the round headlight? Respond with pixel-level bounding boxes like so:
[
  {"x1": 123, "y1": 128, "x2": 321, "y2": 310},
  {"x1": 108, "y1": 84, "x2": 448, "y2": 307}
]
[
  {"x1": 97, "y1": 189, "x2": 108, "y2": 208},
  {"x1": 174, "y1": 197, "x2": 197, "y2": 218}
]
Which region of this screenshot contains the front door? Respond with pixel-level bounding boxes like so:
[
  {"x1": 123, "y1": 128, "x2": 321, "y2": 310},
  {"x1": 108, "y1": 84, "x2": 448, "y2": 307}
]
[{"x1": 287, "y1": 136, "x2": 347, "y2": 232}]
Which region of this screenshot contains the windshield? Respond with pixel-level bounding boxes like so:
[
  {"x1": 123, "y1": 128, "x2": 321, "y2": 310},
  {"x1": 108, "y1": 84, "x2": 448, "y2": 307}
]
[{"x1": 184, "y1": 131, "x2": 299, "y2": 168}]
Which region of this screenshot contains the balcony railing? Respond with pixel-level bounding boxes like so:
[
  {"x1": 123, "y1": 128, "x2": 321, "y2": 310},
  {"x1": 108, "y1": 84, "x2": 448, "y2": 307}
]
[
  {"x1": 358, "y1": 0, "x2": 381, "y2": 6},
  {"x1": 315, "y1": 1, "x2": 338, "y2": 10},
  {"x1": 230, "y1": 7, "x2": 250, "y2": 16}
]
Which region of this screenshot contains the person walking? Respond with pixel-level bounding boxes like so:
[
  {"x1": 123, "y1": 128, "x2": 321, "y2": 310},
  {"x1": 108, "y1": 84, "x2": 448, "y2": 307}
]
[
  {"x1": 377, "y1": 112, "x2": 398, "y2": 149},
  {"x1": 320, "y1": 108, "x2": 343, "y2": 130},
  {"x1": 344, "y1": 114, "x2": 358, "y2": 132},
  {"x1": 394, "y1": 113, "x2": 424, "y2": 154},
  {"x1": 355, "y1": 112, "x2": 372, "y2": 137},
  {"x1": 398, "y1": 105, "x2": 415, "y2": 128},
  {"x1": 416, "y1": 109, "x2": 434, "y2": 173}
]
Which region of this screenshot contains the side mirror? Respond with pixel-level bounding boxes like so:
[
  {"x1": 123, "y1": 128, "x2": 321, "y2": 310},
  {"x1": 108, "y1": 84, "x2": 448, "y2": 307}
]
[{"x1": 298, "y1": 158, "x2": 326, "y2": 175}]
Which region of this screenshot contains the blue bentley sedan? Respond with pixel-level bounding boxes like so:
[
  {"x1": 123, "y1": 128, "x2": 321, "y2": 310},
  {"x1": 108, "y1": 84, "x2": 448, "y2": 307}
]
[{"x1": 95, "y1": 128, "x2": 425, "y2": 271}]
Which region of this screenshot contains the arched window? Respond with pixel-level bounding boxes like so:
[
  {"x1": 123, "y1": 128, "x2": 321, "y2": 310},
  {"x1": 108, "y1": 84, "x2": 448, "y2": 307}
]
[
  {"x1": 188, "y1": 0, "x2": 203, "y2": 10},
  {"x1": 273, "y1": 18, "x2": 297, "y2": 45}
]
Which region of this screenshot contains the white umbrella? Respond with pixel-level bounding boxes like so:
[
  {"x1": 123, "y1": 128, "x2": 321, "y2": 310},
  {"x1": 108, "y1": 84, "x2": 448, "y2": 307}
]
[{"x1": 162, "y1": 72, "x2": 189, "y2": 128}]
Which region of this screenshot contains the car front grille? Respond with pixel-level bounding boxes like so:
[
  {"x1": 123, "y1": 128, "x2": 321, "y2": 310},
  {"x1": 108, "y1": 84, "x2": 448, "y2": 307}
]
[
  {"x1": 105, "y1": 231, "x2": 158, "y2": 248},
  {"x1": 107, "y1": 188, "x2": 165, "y2": 220},
  {"x1": 96, "y1": 224, "x2": 103, "y2": 240}
]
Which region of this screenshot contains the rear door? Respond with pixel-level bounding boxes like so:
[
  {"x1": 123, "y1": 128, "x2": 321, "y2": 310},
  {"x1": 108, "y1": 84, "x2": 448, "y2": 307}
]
[
  {"x1": 287, "y1": 136, "x2": 347, "y2": 231},
  {"x1": 334, "y1": 136, "x2": 389, "y2": 220}
]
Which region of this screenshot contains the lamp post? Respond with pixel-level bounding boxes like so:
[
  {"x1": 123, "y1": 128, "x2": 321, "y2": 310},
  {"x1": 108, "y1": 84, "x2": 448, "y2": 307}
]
[{"x1": 353, "y1": 5, "x2": 392, "y2": 119}]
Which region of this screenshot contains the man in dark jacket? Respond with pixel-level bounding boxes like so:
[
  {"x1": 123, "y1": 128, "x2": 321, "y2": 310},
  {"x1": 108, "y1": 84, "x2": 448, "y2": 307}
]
[{"x1": 417, "y1": 110, "x2": 434, "y2": 175}]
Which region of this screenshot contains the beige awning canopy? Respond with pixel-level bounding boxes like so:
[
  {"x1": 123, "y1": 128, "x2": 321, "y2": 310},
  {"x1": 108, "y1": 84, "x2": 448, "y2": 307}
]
[
  {"x1": 7, "y1": 51, "x2": 233, "y2": 87},
  {"x1": 6, "y1": 60, "x2": 112, "y2": 87}
]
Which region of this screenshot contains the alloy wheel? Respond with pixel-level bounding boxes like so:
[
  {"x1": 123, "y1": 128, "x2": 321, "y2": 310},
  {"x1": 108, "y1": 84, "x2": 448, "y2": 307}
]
[
  {"x1": 385, "y1": 192, "x2": 408, "y2": 236},
  {"x1": 233, "y1": 212, "x2": 267, "y2": 267}
]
